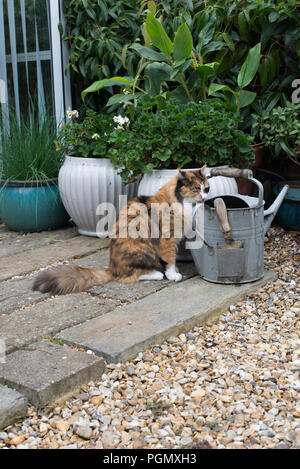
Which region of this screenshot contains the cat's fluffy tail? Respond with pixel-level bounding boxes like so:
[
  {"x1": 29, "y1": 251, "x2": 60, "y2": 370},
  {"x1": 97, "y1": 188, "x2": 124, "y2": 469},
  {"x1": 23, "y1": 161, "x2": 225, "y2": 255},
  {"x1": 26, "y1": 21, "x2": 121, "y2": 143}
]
[{"x1": 33, "y1": 265, "x2": 114, "y2": 295}]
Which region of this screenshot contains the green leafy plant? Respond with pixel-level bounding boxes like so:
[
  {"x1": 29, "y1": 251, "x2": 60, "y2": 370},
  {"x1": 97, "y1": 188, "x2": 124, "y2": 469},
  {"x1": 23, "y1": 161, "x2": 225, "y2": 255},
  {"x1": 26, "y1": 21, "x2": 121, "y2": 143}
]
[
  {"x1": 81, "y1": 9, "x2": 219, "y2": 111},
  {"x1": 0, "y1": 108, "x2": 62, "y2": 183},
  {"x1": 208, "y1": 42, "x2": 261, "y2": 113},
  {"x1": 252, "y1": 102, "x2": 300, "y2": 163},
  {"x1": 108, "y1": 100, "x2": 254, "y2": 182},
  {"x1": 44, "y1": 336, "x2": 65, "y2": 346},
  {"x1": 65, "y1": 0, "x2": 300, "y2": 115},
  {"x1": 55, "y1": 109, "x2": 116, "y2": 158}
]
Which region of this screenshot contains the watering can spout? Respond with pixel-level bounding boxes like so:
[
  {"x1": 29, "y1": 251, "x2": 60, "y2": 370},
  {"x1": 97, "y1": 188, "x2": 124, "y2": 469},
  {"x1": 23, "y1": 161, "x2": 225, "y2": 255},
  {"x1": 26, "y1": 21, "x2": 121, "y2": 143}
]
[{"x1": 263, "y1": 184, "x2": 289, "y2": 235}]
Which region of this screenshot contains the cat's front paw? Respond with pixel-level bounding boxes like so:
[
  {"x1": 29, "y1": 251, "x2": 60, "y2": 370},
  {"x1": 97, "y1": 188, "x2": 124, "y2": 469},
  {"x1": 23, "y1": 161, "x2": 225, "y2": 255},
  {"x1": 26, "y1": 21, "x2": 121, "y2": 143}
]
[{"x1": 165, "y1": 265, "x2": 182, "y2": 282}]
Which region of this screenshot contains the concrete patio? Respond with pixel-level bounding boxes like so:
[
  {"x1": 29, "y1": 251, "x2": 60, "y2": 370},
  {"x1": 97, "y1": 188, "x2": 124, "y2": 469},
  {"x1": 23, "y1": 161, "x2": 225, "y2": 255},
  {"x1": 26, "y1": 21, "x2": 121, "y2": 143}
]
[{"x1": 0, "y1": 220, "x2": 277, "y2": 429}]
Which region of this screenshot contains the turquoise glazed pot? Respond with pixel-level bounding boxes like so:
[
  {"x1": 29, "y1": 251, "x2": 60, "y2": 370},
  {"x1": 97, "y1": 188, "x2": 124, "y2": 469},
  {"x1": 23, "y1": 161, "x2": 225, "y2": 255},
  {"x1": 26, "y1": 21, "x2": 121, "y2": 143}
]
[
  {"x1": 0, "y1": 180, "x2": 70, "y2": 232},
  {"x1": 273, "y1": 180, "x2": 300, "y2": 231}
]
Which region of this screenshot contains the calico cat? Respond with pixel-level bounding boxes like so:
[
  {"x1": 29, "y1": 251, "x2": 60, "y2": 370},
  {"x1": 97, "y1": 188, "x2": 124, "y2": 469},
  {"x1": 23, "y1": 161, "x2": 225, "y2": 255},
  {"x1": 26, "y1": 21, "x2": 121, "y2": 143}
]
[{"x1": 33, "y1": 166, "x2": 209, "y2": 295}]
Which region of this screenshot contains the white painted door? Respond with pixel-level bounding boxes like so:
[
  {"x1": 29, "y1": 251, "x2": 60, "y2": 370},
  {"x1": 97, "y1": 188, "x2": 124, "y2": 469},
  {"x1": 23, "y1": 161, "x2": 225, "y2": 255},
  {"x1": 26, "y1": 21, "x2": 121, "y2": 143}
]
[{"x1": 0, "y1": 0, "x2": 71, "y2": 127}]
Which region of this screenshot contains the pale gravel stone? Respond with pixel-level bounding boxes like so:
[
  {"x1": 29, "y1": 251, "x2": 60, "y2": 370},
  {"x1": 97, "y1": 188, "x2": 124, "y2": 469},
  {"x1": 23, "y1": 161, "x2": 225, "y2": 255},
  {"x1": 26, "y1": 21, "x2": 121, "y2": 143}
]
[{"x1": 0, "y1": 227, "x2": 298, "y2": 450}]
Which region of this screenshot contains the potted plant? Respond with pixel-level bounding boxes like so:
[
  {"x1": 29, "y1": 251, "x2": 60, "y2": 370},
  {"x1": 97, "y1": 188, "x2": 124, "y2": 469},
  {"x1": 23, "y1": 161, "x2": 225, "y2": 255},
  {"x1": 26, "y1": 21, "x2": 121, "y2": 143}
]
[
  {"x1": 56, "y1": 109, "x2": 139, "y2": 237},
  {"x1": 0, "y1": 109, "x2": 69, "y2": 233},
  {"x1": 252, "y1": 103, "x2": 300, "y2": 166},
  {"x1": 108, "y1": 99, "x2": 254, "y2": 198},
  {"x1": 252, "y1": 102, "x2": 300, "y2": 230},
  {"x1": 108, "y1": 99, "x2": 253, "y2": 260}
]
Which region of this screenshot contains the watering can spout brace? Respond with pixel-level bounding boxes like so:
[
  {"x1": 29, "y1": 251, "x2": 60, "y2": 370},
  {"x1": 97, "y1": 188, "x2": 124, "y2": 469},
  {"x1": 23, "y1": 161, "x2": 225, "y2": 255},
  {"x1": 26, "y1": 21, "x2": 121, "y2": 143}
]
[{"x1": 263, "y1": 184, "x2": 289, "y2": 235}]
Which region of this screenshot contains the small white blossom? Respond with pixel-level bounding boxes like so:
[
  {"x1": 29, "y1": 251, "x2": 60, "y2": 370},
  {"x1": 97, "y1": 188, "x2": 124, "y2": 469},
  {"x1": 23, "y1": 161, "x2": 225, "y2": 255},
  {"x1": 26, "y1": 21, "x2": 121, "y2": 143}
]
[
  {"x1": 92, "y1": 133, "x2": 100, "y2": 140},
  {"x1": 66, "y1": 107, "x2": 79, "y2": 119},
  {"x1": 113, "y1": 115, "x2": 129, "y2": 130}
]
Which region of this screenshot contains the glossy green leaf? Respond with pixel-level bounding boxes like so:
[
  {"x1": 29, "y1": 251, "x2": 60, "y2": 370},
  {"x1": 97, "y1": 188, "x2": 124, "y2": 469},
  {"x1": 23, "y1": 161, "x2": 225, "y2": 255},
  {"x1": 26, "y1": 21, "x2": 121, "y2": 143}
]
[
  {"x1": 107, "y1": 93, "x2": 142, "y2": 106},
  {"x1": 146, "y1": 12, "x2": 173, "y2": 57},
  {"x1": 208, "y1": 83, "x2": 237, "y2": 97},
  {"x1": 198, "y1": 11, "x2": 216, "y2": 50},
  {"x1": 269, "y1": 11, "x2": 280, "y2": 23},
  {"x1": 81, "y1": 77, "x2": 133, "y2": 101},
  {"x1": 195, "y1": 62, "x2": 219, "y2": 79},
  {"x1": 131, "y1": 43, "x2": 167, "y2": 62},
  {"x1": 279, "y1": 140, "x2": 296, "y2": 156},
  {"x1": 142, "y1": 23, "x2": 151, "y2": 48},
  {"x1": 173, "y1": 23, "x2": 193, "y2": 61},
  {"x1": 144, "y1": 62, "x2": 173, "y2": 96},
  {"x1": 238, "y1": 43, "x2": 261, "y2": 89},
  {"x1": 222, "y1": 32, "x2": 234, "y2": 52},
  {"x1": 239, "y1": 90, "x2": 257, "y2": 109}
]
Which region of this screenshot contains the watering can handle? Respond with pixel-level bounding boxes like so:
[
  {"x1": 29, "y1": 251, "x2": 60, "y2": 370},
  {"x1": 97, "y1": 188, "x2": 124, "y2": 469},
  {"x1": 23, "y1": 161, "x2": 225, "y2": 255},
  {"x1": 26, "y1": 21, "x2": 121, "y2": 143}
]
[
  {"x1": 209, "y1": 168, "x2": 253, "y2": 179},
  {"x1": 208, "y1": 167, "x2": 264, "y2": 207}
]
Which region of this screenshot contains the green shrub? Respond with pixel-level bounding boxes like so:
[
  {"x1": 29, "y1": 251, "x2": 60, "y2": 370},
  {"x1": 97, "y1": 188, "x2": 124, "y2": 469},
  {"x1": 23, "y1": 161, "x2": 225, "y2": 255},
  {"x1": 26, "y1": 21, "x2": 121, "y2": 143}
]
[
  {"x1": 55, "y1": 109, "x2": 116, "y2": 158},
  {"x1": 252, "y1": 102, "x2": 300, "y2": 159},
  {"x1": 108, "y1": 100, "x2": 254, "y2": 182}
]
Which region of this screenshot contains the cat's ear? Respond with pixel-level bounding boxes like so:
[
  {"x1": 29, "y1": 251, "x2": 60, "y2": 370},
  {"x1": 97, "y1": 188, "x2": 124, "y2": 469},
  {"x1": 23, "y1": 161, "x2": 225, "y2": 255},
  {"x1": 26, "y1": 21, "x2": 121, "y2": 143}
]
[
  {"x1": 177, "y1": 169, "x2": 186, "y2": 181},
  {"x1": 200, "y1": 164, "x2": 207, "y2": 174}
]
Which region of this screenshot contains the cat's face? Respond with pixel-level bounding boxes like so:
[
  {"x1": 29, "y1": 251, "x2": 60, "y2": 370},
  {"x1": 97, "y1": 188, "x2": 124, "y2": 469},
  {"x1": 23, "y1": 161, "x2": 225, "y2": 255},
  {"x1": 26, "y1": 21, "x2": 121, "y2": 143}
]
[{"x1": 176, "y1": 166, "x2": 210, "y2": 203}]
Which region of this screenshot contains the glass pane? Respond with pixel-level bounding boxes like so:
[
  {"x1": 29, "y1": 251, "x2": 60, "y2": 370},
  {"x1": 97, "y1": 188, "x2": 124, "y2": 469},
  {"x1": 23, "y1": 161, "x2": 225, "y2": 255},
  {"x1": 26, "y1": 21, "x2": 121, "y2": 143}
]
[{"x1": 2, "y1": 0, "x2": 54, "y2": 119}]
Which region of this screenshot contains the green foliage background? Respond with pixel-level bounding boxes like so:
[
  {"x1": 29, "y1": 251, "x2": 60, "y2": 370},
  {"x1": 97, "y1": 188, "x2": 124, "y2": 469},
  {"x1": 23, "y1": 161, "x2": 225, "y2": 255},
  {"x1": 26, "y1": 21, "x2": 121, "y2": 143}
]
[{"x1": 62, "y1": 0, "x2": 300, "y2": 111}]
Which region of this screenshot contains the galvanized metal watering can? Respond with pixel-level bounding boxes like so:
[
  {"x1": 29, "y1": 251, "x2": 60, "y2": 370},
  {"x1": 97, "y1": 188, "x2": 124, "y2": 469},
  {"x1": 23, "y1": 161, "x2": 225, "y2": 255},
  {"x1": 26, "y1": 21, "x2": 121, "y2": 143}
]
[{"x1": 188, "y1": 168, "x2": 289, "y2": 284}]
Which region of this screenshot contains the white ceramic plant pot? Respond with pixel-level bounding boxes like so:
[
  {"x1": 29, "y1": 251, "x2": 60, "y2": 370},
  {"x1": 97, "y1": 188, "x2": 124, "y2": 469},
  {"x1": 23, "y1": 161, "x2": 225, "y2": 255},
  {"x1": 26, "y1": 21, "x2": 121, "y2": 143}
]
[
  {"x1": 137, "y1": 167, "x2": 238, "y2": 261},
  {"x1": 138, "y1": 167, "x2": 238, "y2": 197},
  {"x1": 58, "y1": 156, "x2": 138, "y2": 237}
]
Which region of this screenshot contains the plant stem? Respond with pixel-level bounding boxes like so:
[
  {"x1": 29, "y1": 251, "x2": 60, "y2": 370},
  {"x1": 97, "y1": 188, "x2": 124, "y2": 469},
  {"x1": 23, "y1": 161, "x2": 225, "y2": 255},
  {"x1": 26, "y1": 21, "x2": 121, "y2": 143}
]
[
  {"x1": 178, "y1": 73, "x2": 194, "y2": 102},
  {"x1": 167, "y1": 56, "x2": 194, "y2": 102},
  {"x1": 287, "y1": 153, "x2": 300, "y2": 167},
  {"x1": 132, "y1": 59, "x2": 149, "y2": 94},
  {"x1": 201, "y1": 79, "x2": 206, "y2": 101},
  {"x1": 236, "y1": 94, "x2": 241, "y2": 114}
]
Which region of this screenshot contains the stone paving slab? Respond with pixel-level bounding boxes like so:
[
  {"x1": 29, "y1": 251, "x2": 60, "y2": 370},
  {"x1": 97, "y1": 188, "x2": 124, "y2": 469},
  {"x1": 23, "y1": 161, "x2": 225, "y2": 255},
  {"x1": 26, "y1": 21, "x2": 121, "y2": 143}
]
[
  {"x1": 0, "y1": 250, "x2": 195, "y2": 315},
  {"x1": 0, "y1": 341, "x2": 106, "y2": 407},
  {"x1": 65, "y1": 252, "x2": 197, "y2": 301},
  {"x1": 0, "y1": 249, "x2": 110, "y2": 316},
  {"x1": 56, "y1": 269, "x2": 277, "y2": 363},
  {"x1": 0, "y1": 223, "x2": 78, "y2": 259},
  {"x1": 0, "y1": 385, "x2": 28, "y2": 430},
  {"x1": 89, "y1": 262, "x2": 198, "y2": 302},
  {"x1": 0, "y1": 294, "x2": 119, "y2": 354},
  {"x1": 0, "y1": 235, "x2": 108, "y2": 281},
  {"x1": 0, "y1": 276, "x2": 47, "y2": 316}
]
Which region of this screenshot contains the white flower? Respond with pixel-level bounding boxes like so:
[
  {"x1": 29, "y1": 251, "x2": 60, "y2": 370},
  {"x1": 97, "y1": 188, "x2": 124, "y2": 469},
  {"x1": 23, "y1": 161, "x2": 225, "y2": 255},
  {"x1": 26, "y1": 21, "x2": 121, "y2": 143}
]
[
  {"x1": 113, "y1": 115, "x2": 129, "y2": 130},
  {"x1": 113, "y1": 115, "x2": 129, "y2": 126},
  {"x1": 92, "y1": 133, "x2": 100, "y2": 140},
  {"x1": 66, "y1": 107, "x2": 79, "y2": 119}
]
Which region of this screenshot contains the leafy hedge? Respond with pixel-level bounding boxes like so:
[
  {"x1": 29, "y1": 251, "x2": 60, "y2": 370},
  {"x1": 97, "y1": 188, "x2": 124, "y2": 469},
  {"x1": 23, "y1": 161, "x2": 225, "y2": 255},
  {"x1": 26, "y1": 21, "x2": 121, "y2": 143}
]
[
  {"x1": 108, "y1": 100, "x2": 254, "y2": 182},
  {"x1": 62, "y1": 0, "x2": 300, "y2": 110},
  {"x1": 62, "y1": 0, "x2": 142, "y2": 108}
]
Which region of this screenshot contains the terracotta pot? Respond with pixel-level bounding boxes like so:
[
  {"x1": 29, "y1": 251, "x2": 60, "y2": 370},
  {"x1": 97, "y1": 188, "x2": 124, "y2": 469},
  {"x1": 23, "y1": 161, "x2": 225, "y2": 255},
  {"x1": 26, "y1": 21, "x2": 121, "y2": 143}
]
[
  {"x1": 250, "y1": 144, "x2": 264, "y2": 168},
  {"x1": 237, "y1": 145, "x2": 264, "y2": 195},
  {"x1": 237, "y1": 179, "x2": 253, "y2": 196}
]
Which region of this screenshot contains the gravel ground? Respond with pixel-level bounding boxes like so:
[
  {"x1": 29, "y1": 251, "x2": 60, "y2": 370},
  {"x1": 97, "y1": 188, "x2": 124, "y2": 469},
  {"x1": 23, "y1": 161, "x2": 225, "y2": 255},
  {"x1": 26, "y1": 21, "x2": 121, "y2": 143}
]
[{"x1": 0, "y1": 226, "x2": 299, "y2": 450}]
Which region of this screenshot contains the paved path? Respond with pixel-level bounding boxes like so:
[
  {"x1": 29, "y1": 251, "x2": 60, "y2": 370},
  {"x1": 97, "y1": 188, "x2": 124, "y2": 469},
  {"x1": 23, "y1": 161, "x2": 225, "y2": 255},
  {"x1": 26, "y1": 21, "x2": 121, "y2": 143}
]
[{"x1": 0, "y1": 221, "x2": 276, "y2": 429}]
